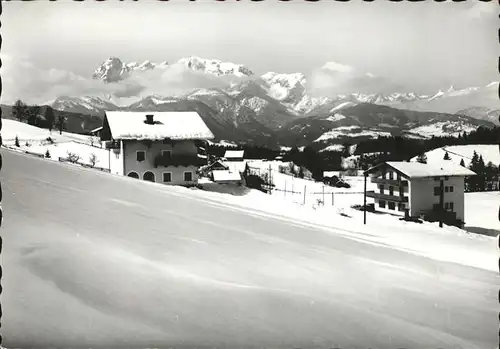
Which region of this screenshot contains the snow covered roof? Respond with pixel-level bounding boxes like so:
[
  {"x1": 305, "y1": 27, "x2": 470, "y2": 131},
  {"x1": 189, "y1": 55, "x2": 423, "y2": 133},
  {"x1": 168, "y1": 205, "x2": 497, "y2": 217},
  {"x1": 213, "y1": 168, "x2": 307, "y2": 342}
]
[
  {"x1": 224, "y1": 150, "x2": 244, "y2": 159},
  {"x1": 226, "y1": 160, "x2": 247, "y2": 173},
  {"x1": 104, "y1": 111, "x2": 215, "y2": 141},
  {"x1": 212, "y1": 170, "x2": 242, "y2": 182},
  {"x1": 90, "y1": 126, "x2": 103, "y2": 133},
  {"x1": 366, "y1": 161, "x2": 476, "y2": 179},
  {"x1": 323, "y1": 171, "x2": 342, "y2": 178}
]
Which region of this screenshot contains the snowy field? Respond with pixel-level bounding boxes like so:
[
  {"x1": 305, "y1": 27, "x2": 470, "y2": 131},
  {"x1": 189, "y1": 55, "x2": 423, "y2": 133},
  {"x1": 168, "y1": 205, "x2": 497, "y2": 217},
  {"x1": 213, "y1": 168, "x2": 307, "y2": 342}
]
[
  {"x1": 4, "y1": 149, "x2": 497, "y2": 348},
  {"x1": 464, "y1": 191, "x2": 500, "y2": 237},
  {"x1": 407, "y1": 122, "x2": 478, "y2": 139},
  {"x1": 2, "y1": 119, "x2": 110, "y2": 169},
  {"x1": 314, "y1": 126, "x2": 392, "y2": 142},
  {"x1": 2, "y1": 119, "x2": 93, "y2": 144},
  {"x1": 197, "y1": 162, "x2": 497, "y2": 273},
  {"x1": 411, "y1": 144, "x2": 500, "y2": 167}
]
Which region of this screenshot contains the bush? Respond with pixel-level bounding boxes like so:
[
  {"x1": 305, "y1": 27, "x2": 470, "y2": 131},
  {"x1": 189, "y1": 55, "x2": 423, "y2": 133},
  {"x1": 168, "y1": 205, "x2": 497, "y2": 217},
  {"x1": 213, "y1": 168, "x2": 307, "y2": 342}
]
[
  {"x1": 46, "y1": 137, "x2": 54, "y2": 144},
  {"x1": 45, "y1": 150, "x2": 51, "y2": 159},
  {"x1": 15, "y1": 136, "x2": 20, "y2": 147},
  {"x1": 244, "y1": 174, "x2": 267, "y2": 193},
  {"x1": 89, "y1": 153, "x2": 98, "y2": 167},
  {"x1": 66, "y1": 151, "x2": 81, "y2": 163}
]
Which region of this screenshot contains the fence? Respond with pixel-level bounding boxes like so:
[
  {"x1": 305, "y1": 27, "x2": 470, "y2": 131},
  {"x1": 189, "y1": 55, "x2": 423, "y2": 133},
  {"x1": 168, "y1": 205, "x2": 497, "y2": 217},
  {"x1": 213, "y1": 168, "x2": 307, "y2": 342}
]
[
  {"x1": 247, "y1": 163, "x2": 364, "y2": 207},
  {"x1": 267, "y1": 181, "x2": 363, "y2": 207}
]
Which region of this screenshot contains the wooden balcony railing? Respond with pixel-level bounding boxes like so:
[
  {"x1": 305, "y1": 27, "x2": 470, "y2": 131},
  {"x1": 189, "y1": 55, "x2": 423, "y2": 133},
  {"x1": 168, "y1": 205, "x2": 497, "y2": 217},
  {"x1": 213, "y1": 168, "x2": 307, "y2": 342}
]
[
  {"x1": 370, "y1": 177, "x2": 408, "y2": 187},
  {"x1": 154, "y1": 153, "x2": 206, "y2": 168},
  {"x1": 366, "y1": 191, "x2": 409, "y2": 203}
]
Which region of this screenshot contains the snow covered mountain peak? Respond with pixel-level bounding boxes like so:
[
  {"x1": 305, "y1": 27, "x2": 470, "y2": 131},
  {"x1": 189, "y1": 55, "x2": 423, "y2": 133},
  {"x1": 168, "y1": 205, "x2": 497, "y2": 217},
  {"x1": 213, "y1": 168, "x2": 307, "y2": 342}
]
[
  {"x1": 92, "y1": 57, "x2": 129, "y2": 83},
  {"x1": 176, "y1": 56, "x2": 254, "y2": 77},
  {"x1": 260, "y1": 72, "x2": 307, "y2": 105}
]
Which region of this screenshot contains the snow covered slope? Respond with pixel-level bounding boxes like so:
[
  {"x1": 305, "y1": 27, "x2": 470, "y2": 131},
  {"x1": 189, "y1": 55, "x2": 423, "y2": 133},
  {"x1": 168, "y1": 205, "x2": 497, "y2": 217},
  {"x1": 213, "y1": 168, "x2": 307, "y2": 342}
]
[
  {"x1": 2, "y1": 119, "x2": 109, "y2": 169},
  {"x1": 410, "y1": 144, "x2": 500, "y2": 167}
]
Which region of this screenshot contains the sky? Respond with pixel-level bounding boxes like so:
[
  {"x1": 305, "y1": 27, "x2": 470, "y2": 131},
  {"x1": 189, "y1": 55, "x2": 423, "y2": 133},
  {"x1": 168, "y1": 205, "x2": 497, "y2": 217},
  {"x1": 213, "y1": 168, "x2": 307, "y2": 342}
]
[{"x1": 1, "y1": 0, "x2": 498, "y2": 104}]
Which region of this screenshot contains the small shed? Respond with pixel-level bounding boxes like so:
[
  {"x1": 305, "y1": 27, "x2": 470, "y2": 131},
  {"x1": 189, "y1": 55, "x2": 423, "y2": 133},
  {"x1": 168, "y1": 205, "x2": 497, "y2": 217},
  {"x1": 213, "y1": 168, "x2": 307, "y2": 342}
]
[
  {"x1": 212, "y1": 170, "x2": 243, "y2": 185},
  {"x1": 224, "y1": 150, "x2": 245, "y2": 162}
]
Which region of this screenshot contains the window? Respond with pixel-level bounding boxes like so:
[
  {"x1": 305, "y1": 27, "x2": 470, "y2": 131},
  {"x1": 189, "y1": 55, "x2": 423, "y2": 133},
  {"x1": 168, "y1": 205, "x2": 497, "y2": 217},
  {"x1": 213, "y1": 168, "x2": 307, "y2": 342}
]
[
  {"x1": 445, "y1": 186, "x2": 449, "y2": 193},
  {"x1": 143, "y1": 171, "x2": 155, "y2": 182},
  {"x1": 389, "y1": 172, "x2": 394, "y2": 180},
  {"x1": 444, "y1": 176, "x2": 449, "y2": 180},
  {"x1": 398, "y1": 203, "x2": 405, "y2": 212},
  {"x1": 444, "y1": 202, "x2": 449, "y2": 210},
  {"x1": 434, "y1": 186, "x2": 440, "y2": 196},
  {"x1": 136, "y1": 151, "x2": 146, "y2": 162},
  {"x1": 388, "y1": 201, "x2": 396, "y2": 210},
  {"x1": 450, "y1": 202, "x2": 454, "y2": 211},
  {"x1": 184, "y1": 171, "x2": 193, "y2": 182},
  {"x1": 379, "y1": 185, "x2": 384, "y2": 194},
  {"x1": 163, "y1": 172, "x2": 172, "y2": 183},
  {"x1": 449, "y1": 186, "x2": 454, "y2": 193},
  {"x1": 379, "y1": 200, "x2": 386, "y2": 208},
  {"x1": 389, "y1": 186, "x2": 394, "y2": 196},
  {"x1": 161, "y1": 150, "x2": 172, "y2": 159},
  {"x1": 127, "y1": 171, "x2": 139, "y2": 179}
]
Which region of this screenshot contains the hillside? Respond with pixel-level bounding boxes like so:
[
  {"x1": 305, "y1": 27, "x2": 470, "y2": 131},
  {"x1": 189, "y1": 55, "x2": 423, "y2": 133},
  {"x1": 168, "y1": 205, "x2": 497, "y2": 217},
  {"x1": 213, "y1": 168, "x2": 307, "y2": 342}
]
[
  {"x1": 275, "y1": 103, "x2": 495, "y2": 147},
  {"x1": 410, "y1": 144, "x2": 500, "y2": 167},
  {"x1": 1, "y1": 104, "x2": 102, "y2": 136}
]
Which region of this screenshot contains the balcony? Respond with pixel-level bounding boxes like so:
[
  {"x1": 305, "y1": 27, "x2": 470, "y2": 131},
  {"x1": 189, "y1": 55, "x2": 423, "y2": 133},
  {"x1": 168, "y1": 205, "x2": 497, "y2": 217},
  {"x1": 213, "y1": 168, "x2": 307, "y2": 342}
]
[
  {"x1": 370, "y1": 177, "x2": 408, "y2": 187},
  {"x1": 366, "y1": 191, "x2": 409, "y2": 203},
  {"x1": 154, "y1": 153, "x2": 206, "y2": 168}
]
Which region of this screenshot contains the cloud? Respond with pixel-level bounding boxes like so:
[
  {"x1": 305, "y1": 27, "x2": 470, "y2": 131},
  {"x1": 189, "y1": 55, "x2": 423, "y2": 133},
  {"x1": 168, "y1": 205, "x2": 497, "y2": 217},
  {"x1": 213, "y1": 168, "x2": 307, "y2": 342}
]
[
  {"x1": 0, "y1": 55, "x2": 244, "y2": 106},
  {"x1": 307, "y1": 60, "x2": 405, "y2": 96},
  {"x1": 466, "y1": 1, "x2": 497, "y2": 21}
]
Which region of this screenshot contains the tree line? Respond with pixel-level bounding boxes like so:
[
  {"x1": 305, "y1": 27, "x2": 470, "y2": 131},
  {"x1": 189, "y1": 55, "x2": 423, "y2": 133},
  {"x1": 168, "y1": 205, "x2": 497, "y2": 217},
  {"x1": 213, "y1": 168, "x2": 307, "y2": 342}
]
[{"x1": 11, "y1": 99, "x2": 66, "y2": 134}]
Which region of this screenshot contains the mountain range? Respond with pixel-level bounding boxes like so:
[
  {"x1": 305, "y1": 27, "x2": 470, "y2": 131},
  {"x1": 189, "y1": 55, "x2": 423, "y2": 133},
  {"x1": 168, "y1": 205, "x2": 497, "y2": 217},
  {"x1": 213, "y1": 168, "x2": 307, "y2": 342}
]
[{"x1": 38, "y1": 56, "x2": 500, "y2": 148}]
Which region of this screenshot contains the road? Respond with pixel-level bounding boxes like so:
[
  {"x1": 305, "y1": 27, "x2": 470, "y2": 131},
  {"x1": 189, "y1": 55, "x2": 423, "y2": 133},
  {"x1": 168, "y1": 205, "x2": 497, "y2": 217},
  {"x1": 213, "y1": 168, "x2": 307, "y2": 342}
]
[{"x1": 2, "y1": 149, "x2": 498, "y2": 349}]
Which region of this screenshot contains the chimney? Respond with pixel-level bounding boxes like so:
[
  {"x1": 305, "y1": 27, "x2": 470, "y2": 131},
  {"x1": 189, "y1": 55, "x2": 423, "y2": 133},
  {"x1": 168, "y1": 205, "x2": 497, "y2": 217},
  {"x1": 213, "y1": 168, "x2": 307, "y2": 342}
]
[{"x1": 145, "y1": 114, "x2": 154, "y2": 125}]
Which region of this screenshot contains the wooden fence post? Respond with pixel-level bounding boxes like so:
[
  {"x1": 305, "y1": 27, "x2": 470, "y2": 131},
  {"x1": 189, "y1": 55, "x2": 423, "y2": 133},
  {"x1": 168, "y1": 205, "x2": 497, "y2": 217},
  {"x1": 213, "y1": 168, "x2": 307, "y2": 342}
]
[
  {"x1": 284, "y1": 181, "x2": 287, "y2": 198},
  {"x1": 332, "y1": 192, "x2": 334, "y2": 206},
  {"x1": 322, "y1": 185, "x2": 325, "y2": 206}
]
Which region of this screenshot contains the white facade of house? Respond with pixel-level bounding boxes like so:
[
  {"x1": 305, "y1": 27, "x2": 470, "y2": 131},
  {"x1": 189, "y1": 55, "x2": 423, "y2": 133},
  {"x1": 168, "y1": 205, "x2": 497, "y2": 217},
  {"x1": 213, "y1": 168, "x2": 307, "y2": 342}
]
[
  {"x1": 408, "y1": 176, "x2": 465, "y2": 221},
  {"x1": 366, "y1": 161, "x2": 475, "y2": 223},
  {"x1": 102, "y1": 111, "x2": 214, "y2": 186}
]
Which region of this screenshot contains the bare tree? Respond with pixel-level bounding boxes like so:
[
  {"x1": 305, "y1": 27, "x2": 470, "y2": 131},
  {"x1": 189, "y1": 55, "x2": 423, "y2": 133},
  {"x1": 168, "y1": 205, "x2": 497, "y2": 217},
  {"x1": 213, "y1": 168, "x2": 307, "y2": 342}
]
[
  {"x1": 12, "y1": 99, "x2": 28, "y2": 122},
  {"x1": 56, "y1": 115, "x2": 67, "y2": 135},
  {"x1": 89, "y1": 153, "x2": 98, "y2": 167},
  {"x1": 66, "y1": 151, "x2": 81, "y2": 163}
]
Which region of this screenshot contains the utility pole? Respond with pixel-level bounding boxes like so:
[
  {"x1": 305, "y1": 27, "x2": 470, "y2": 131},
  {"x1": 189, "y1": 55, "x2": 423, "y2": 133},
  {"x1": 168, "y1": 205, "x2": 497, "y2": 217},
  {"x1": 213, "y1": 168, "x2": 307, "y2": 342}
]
[
  {"x1": 439, "y1": 178, "x2": 444, "y2": 228},
  {"x1": 268, "y1": 164, "x2": 272, "y2": 195},
  {"x1": 363, "y1": 173, "x2": 367, "y2": 225}
]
